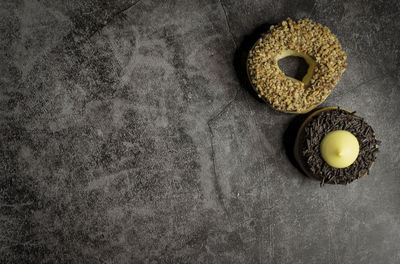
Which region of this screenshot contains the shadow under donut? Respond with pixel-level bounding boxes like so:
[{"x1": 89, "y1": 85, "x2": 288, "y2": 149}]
[
  {"x1": 283, "y1": 114, "x2": 308, "y2": 176},
  {"x1": 233, "y1": 22, "x2": 274, "y2": 103},
  {"x1": 234, "y1": 22, "x2": 317, "y2": 179},
  {"x1": 283, "y1": 108, "x2": 327, "y2": 179}
]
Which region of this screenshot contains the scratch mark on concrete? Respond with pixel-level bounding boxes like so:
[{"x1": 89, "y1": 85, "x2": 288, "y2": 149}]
[
  {"x1": 205, "y1": 0, "x2": 240, "y2": 215},
  {"x1": 86, "y1": 0, "x2": 143, "y2": 43}
]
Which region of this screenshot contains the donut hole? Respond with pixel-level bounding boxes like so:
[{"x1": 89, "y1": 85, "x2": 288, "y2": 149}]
[
  {"x1": 276, "y1": 50, "x2": 317, "y2": 86},
  {"x1": 278, "y1": 56, "x2": 309, "y2": 81}
]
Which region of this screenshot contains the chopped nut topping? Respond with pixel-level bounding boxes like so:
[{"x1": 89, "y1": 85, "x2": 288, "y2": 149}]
[{"x1": 247, "y1": 18, "x2": 347, "y2": 113}]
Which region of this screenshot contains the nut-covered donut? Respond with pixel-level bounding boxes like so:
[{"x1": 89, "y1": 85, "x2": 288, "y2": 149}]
[{"x1": 247, "y1": 18, "x2": 347, "y2": 113}]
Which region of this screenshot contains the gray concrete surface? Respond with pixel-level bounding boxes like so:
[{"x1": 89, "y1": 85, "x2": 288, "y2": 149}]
[{"x1": 1, "y1": 0, "x2": 400, "y2": 263}]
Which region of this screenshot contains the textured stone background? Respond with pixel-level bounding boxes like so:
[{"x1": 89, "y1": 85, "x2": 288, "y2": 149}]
[{"x1": 1, "y1": 0, "x2": 400, "y2": 263}]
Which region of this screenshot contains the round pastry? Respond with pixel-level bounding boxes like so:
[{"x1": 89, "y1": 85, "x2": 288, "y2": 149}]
[
  {"x1": 294, "y1": 107, "x2": 379, "y2": 184},
  {"x1": 247, "y1": 18, "x2": 347, "y2": 113}
]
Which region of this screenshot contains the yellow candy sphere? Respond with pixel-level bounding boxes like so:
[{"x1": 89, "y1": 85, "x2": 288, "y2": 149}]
[{"x1": 320, "y1": 130, "x2": 359, "y2": 168}]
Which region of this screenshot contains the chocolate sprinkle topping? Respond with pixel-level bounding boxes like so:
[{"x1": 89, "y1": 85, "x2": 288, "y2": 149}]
[{"x1": 301, "y1": 108, "x2": 379, "y2": 185}]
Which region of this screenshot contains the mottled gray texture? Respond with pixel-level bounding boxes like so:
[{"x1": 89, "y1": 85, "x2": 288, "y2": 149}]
[{"x1": 1, "y1": 0, "x2": 400, "y2": 263}]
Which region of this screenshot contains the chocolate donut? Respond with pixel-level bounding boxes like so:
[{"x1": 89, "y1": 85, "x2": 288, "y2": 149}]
[{"x1": 294, "y1": 107, "x2": 379, "y2": 184}]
